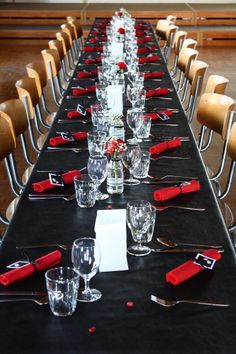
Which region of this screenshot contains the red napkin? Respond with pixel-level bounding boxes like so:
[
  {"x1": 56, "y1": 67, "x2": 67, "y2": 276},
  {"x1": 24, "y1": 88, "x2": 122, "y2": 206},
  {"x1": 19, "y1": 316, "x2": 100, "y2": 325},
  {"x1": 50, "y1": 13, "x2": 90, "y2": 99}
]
[
  {"x1": 137, "y1": 36, "x2": 153, "y2": 44},
  {"x1": 149, "y1": 138, "x2": 182, "y2": 155},
  {"x1": 83, "y1": 47, "x2": 103, "y2": 52},
  {"x1": 32, "y1": 170, "x2": 81, "y2": 193},
  {"x1": 139, "y1": 55, "x2": 160, "y2": 64},
  {"x1": 135, "y1": 25, "x2": 149, "y2": 30},
  {"x1": 91, "y1": 30, "x2": 106, "y2": 35},
  {"x1": 84, "y1": 57, "x2": 102, "y2": 65},
  {"x1": 144, "y1": 71, "x2": 165, "y2": 79},
  {"x1": 96, "y1": 24, "x2": 107, "y2": 29},
  {"x1": 66, "y1": 107, "x2": 91, "y2": 119},
  {"x1": 144, "y1": 109, "x2": 174, "y2": 121},
  {"x1": 166, "y1": 249, "x2": 222, "y2": 285},
  {"x1": 146, "y1": 88, "x2": 170, "y2": 98},
  {"x1": 76, "y1": 70, "x2": 98, "y2": 78},
  {"x1": 49, "y1": 132, "x2": 87, "y2": 146},
  {"x1": 72, "y1": 86, "x2": 96, "y2": 96},
  {"x1": 138, "y1": 46, "x2": 157, "y2": 54},
  {"x1": 0, "y1": 251, "x2": 62, "y2": 286},
  {"x1": 153, "y1": 180, "x2": 200, "y2": 202},
  {"x1": 88, "y1": 36, "x2": 107, "y2": 43}
]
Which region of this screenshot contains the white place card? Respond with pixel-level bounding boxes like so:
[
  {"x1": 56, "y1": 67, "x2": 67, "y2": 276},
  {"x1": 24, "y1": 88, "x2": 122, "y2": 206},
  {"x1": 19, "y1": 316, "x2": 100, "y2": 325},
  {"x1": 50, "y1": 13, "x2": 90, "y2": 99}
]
[
  {"x1": 95, "y1": 209, "x2": 128, "y2": 272},
  {"x1": 106, "y1": 85, "x2": 123, "y2": 115},
  {"x1": 110, "y1": 42, "x2": 124, "y2": 59}
]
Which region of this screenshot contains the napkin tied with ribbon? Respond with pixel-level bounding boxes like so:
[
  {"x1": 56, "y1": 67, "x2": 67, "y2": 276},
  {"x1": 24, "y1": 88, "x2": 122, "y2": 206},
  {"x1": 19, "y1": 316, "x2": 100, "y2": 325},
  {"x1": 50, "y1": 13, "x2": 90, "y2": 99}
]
[
  {"x1": 0, "y1": 251, "x2": 62, "y2": 286},
  {"x1": 135, "y1": 25, "x2": 149, "y2": 30},
  {"x1": 84, "y1": 57, "x2": 102, "y2": 65},
  {"x1": 66, "y1": 107, "x2": 91, "y2": 119},
  {"x1": 137, "y1": 37, "x2": 153, "y2": 44},
  {"x1": 32, "y1": 170, "x2": 81, "y2": 193},
  {"x1": 138, "y1": 46, "x2": 157, "y2": 54},
  {"x1": 91, "y1": 30, "x2": 106, "y2": 36},
  {"x1": 76, "y1": 70, "x2": 98, "y2": 78},
  {"x1": 149, "y1": 138, "x2": 182, "y2": 155},
  {"x1": 153, "y1": 180, "x2": 200, "y2": 202},
  {"x1": 88, "y1": 36, "x2": 107, "y2": 43},
  {"x1": 144, "y1": 71, "x2": 165, "y2": 79},
  {"x1": 166, "y1": 249, "x2": 222, "y2": 285},
  {"x1": 72, "y1": 86, "x2": 96, "y2": 96},
  {"x1": 144, "y1": 110, "x2": 173, "y2": 121},
  {"x1": 146, "y1": 88, "x2": 170, "y2": 98},
  {"x1": 139, "y1": 55, "x2": 160, "y2": 64},
  {"x1": 49, "y1": 132, "x2": 87, "y2": 146},
  {"x1": 83, "y1": 46, "x2": 103, "y2": 53}
]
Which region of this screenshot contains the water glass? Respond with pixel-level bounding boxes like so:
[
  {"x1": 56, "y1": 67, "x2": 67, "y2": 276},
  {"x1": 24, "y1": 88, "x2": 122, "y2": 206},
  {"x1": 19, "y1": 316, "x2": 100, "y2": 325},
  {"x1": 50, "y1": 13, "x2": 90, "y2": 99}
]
[
  {"x1": 136, "y1": 115, "x2": 151, "y2": 139},
  {"x1": 87, "y1": 131, "x2": 107, "y2": 157},
  {"x1": 87, "y1": 155, "x2": 109, "y2": 200},
  {"x1": 90, "y1": 103, "x2": 103, "y2": 127},
  {"x1": 74, "y1": 174, "x2": 98, "y2": 208},
  {"x1": 45, "y1": 267, "x2": 79, "y2": 317},
  {"x1": 133, "y1": 151, "x2": 151, "y2": 179}
]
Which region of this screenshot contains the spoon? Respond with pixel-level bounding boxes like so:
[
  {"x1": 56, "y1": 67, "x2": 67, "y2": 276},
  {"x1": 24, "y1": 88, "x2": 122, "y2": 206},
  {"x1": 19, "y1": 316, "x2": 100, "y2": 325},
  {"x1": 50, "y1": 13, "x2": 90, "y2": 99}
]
[
  {"x1": 157, "y1": 236, "x2": 223, "y2": 249},
  {"x1": 0, "y1": 296, "x2": 48, "y2": 305}
]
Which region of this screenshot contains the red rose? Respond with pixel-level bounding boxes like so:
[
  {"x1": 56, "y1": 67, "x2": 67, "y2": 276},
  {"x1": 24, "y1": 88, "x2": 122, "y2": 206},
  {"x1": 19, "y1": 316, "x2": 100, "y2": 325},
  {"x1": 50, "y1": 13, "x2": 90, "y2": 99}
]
[
  {"x1": 118, "y1": 27, "x2": 125, "y2": 35},
  {"x1": 117, "y1": 62, "x2": 127, "y2": 71},
  {"x1": 118, "y1": 11, "x2": 123, "y2": 17}
]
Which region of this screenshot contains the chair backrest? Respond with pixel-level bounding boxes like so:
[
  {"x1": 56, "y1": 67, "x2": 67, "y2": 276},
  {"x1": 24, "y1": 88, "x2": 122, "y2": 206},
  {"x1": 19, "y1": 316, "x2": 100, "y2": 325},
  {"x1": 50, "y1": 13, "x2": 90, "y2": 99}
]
[
  {"x1": 41, "y1": 49, "x2": 61, "y2": 80},
  {"x1": 26, "y1": 61, "x2": 47, "y2": 97},
  {"x1": 15, "y1": 76, "x2": 39, "y2": 119},
  {"x1": 0, "y1": 115, "x2": 16, "y2": 161},
  {"x1": 66, "y1": 17, "x2": 83, "y2": 39},
  {"x1": 61, "y1": 23, "x2": 75, "y2": 45},
  {"x1": 156, "y1": 19, "x2": 172, "y2": 39},
  {"x1": 177, "y1": 48, "x2": 198, "y2": 76},
  {"x1": 165, "y1": 25, "x2": 178, "y2": 47},
  {"x1": 188, "y1": 60, "x2": 208, "y2": 96},
  {"x1": 204, "y1": 75, "x2": 229, "y2": 95},
  {"x1": 182, "y1": 38, "x2": 197, "y2": 50},
  {"x1": 166, "y1": 15, "x2": 177, "y2": 24},
  {"x1": 0, "y1": 99, "x2": 28, "y2": 137},
  {"x1": 173, "y1": 30, "x2": 187, "y2": 55},
  {"x1": 56, "y1": 31, "x2": 71, "y2": 55},
  {"x1": 227, "y1": 121, "x2": 236, "y2": 161},
  {"x1": 48, "y1": 39, "x2": 65, "y2": 61},
  {"x1": 197, "y1": 93, "x2": 235, "y2": 139}
]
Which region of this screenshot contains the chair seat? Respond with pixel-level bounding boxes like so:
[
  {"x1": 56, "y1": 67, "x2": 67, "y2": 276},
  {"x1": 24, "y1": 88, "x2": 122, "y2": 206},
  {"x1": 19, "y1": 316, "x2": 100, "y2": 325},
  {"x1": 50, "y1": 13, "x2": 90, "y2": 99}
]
[{"x1": 6, "y1": 197, "x2": 20, "y2": 221}]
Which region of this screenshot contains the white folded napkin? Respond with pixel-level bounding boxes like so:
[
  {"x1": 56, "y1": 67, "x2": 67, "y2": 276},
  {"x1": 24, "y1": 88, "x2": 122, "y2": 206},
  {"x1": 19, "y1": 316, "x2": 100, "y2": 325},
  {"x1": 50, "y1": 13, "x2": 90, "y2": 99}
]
[{"x1": 107, "y1": 85, "x2": 123, "y2": 115}]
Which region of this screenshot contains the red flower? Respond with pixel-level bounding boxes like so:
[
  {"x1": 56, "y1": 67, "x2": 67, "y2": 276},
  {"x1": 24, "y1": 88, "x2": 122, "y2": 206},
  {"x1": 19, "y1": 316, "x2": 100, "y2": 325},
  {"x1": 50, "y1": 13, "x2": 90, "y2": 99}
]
[
  {"x1": 118, "y1": 11, "x2": 123, "y2": 17},
  {"x1": 106, "y1": 137, "x2": 126, "y2": 157},
  {"x1": 117, "y1": 27, "x2": 125, "y2": 35},
  {"x1": 117, "y1": 62, "x2": 127, "y2": 71},
  {"x1": 88, "y1": 326, "x2": 96, "y2": 334},
  {"x1": 126, "y1": 301, "x2": 135, "y2": 308}
]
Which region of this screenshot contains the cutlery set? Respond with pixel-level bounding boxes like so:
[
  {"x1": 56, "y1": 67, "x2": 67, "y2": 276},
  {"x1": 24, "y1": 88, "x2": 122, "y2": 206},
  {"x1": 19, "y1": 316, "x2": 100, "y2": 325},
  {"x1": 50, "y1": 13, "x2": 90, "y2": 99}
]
[{"x1": 150, "y1": 295, "x2": 229, "y2": 307}]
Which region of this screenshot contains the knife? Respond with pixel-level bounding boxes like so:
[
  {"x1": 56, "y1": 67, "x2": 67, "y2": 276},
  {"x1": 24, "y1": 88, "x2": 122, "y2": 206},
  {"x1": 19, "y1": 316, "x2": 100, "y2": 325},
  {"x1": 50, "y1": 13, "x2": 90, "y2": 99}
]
[
  {"x1": 151, "y1": 248, "x2": 224, "y2": 253},
  {"x1": 0, "y1": 291, "x2": 47, "y2": 296},
  {"x1": 142, "y1": 180, "x2": 187, "y2": 185}
]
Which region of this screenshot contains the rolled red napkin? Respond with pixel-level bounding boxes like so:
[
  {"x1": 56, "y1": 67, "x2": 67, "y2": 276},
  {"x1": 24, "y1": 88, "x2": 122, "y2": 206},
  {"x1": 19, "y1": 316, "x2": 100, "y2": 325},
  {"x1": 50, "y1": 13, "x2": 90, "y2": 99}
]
[
  {"x1": 146, "y1": 88, "x2": 170, "y2": 98},
  {"x1": 66, "y1": 107, "x2": 91, "y2": 119},
  {"x1": 32, "y1": 170, "x2": 81, "y2": 193},
  {"x1": 83, "y1": 47, "x2": 103, "y2": 52},
  {"x1": 153, "y1": 180, "x2": 200, "y2": 202},
  {"x1": 0, "y1": 250, "x2": 62, "y2": 286},
  {"x1": 76, "y1": 70, "x2": 98, "y2": 78},
  {"x1": 96, "y1": 24, "x2": 107, "y2": 29},
  {"x1": 88, "y1": 36, "x2": 107, "y2": 43},
  {"x1": 135, "y1": 25, "x2": 149, "y2": 30},
  {"x1": 72, "y1": 86, "x2": 96, "y2": 96},
  {"x1": 144, "y1": 109, "x2": 174, "y2": 121},
  {"x1": 137, "y1": 36, "x2": 153, "y2": 44},
  {"x1": 139, "y1": 55, "x2": 160, "y2": 64},
  {"x1": 144, "y1": 71, "x2": 165, "y2": 79},
  {"x1": 149, "y1": 138, "x2": 182, "y2": 155},
  {"x1": 138, "y1": 46, "x2": 157, "y2": 54},
  {"x1": 91, "y1": 30, "x2": 106, "y2": 35},
  {"x1": 84, "y1": 57, "x2": 102, "y2": 65},
  {"x1": 166, "y1": 249, "x2": 222, "y2": 285},
  {"x1": 49, "y1": 132, "x2": 87, "y2": 146}
]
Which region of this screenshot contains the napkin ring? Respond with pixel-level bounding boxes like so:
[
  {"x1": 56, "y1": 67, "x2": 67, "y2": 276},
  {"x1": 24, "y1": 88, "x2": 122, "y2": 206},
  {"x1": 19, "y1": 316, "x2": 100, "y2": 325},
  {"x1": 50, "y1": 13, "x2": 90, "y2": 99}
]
[{"x1": 193, "y1": 253, "x2": 216, "y2": 270}]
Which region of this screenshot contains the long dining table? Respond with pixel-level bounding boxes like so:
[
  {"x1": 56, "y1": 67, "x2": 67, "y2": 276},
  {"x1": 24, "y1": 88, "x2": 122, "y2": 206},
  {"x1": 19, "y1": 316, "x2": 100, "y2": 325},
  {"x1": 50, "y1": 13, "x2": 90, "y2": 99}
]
[{"x1": 1, "y1": 17, "x2": 236, "y2": 354}]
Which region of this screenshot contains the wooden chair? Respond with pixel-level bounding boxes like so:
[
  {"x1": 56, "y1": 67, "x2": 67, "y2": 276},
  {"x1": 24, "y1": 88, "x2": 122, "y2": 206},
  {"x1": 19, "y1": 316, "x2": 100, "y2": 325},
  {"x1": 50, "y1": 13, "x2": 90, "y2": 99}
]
[
  {"x1": 176, "y1": 48, "x2": 199, "y2": 97},
  {"x1": 155, "y1": 19, "x2": 172, "y2": 41},
  {"x1": 197, "y1": 93, "x2": 235, "y2": 183},
  {"x1": 66, "y1": 16, "x2": 83, "y2": 52},
  {"x1": 170, "y1": 30, "x2": 187, "y2": 77},
  {"x1": 48, "y1": 39, "x2": 71, "y2": 82},
  {"x1": 162, "y1": 25, "x2": 178, "y2": 64},
  {"x1": 61, "y1": 23, "x2": 79, "y2": 63},
  {"x1": 184, "y1": 60, "x2": 208, "y2": 122},
  {"x1": 166, "y1": 15, "x2": 177, "y2": 24},
  {"x1": 56, "y1": 31, "x2": 75, "y2": 73},
  {"x1": 182, "y1": 38, "x2": 197, "y2": 51},
  {"x1": 15, "y1": 76, "x2": 48, "y2": 152}
]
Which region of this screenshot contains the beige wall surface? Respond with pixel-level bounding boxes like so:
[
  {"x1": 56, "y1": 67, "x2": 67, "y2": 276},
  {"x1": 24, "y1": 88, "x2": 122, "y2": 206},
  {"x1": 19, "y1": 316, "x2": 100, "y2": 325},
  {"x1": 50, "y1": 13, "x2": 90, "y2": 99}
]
[{"x1": 1, "y1": 0, "x2": 236, "y2": 3}]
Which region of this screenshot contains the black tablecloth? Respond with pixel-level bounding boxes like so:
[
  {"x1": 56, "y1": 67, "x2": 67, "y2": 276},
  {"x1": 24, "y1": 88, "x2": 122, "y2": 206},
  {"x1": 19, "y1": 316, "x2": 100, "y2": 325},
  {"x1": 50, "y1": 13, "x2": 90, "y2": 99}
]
[{"x1": 0, "y1": 19, "x2": 236, "y2": 354}]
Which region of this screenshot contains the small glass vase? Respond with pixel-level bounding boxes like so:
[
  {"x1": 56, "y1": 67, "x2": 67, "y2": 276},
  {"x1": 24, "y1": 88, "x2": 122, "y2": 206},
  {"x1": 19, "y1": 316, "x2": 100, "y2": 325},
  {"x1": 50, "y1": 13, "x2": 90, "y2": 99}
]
[
  {"x1": 109, "y1": 124, "x2": 125, "y2": 140},
  {"x1": 107, "y1": 157, "x2": 124, "y2": 195}
]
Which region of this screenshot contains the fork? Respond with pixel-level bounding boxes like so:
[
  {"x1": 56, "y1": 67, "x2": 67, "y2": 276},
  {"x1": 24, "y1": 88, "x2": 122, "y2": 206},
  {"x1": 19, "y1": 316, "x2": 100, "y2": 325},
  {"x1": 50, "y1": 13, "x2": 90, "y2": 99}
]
[
  {"x1": 28, "y1": 193, "x2": 75, "y2": 201},
  {"x1": 0, "y1": 296, "x2": 48, "y2": 306},
  {"x1": 151, "y1": 156, "x2": 190, "y2": 161},
  {"x1": 154, "y1": 205, "x2": 205, "y2": 212},
  {"x1": 148, "y1": 174, "x2": 198, "y2": 180},
  {"x1": 146, "y1": 97, "x2": 173, "y2": 101},
  {"x1": 58, "y1": 119, "x2": 91, "y2": 124},
  {"x1": 16, "y1": 243, "x2": 72, "y2": 251},
  {"x1": 150, "y1": 295, "x2": 230, "y2": 307},
  {"x1": 46, "y1": 147, "x2": 88, "y2": 153}
]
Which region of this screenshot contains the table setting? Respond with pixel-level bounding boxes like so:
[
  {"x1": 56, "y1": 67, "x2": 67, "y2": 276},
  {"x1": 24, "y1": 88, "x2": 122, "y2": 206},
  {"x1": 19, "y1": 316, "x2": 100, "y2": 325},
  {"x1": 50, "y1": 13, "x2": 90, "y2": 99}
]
[{"x1": 0, "y1": 7, "x2": 236, "y2": 354}]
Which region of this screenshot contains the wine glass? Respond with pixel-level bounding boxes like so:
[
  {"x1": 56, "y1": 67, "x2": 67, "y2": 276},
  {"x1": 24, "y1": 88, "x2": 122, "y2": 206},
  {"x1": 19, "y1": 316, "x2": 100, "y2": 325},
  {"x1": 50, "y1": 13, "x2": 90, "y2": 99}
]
[
  {"x1": 87, "y1": 155, "x2": 109, "y2": 200},
  {"x1": 121, "y1": 143, "x2": 142, "y2": 185},
  {"x1": 126, "y1": 200, "x2": 155, "y2": 256},
  {"x1": 127, "y1": 84, "x2": 143, "y2": 108},
  {"x1": 72, "y1": 238, "x2": 102, "y2": 302},
  {"x1": 126, "y1": 108, "x2": 144, "y2": 143}
]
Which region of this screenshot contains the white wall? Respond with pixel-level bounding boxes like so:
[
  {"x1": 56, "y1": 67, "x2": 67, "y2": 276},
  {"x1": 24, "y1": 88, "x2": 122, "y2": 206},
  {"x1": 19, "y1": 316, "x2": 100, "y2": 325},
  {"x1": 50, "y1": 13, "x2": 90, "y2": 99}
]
[{"x1": 2, "y1": 0, "x2": 236, "y2": 4}]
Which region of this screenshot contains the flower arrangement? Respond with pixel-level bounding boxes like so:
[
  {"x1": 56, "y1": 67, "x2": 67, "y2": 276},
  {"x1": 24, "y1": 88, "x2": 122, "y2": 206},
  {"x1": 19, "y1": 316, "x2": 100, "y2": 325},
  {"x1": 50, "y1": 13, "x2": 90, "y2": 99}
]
[
  {"x1": 117, "y1": 27, "x2": 125, "y2": 35},
  {"x1": 106, "y1": 111, "x2": 123, "y2": 127},
  {"x1": 116, "y1": 61, "x2": 127, "y2": 73},
  {"x1": 106, "y1": 137, "x2": 126, "y2": 158}
]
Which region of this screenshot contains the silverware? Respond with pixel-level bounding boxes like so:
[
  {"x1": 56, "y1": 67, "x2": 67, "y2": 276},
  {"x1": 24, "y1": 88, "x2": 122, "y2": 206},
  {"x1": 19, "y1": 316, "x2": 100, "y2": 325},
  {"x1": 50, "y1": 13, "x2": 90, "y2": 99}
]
[
  {"x1": 46, "y1": 147, "x2": 88, "y2": 153},
  {"x1": 150, "y1": 295, "x2": 229, "y2": 307},
  {"x1": 146, "y1": 97, "x2": 173, "y2": 101},
  {"x1": 28, "y1": 193, "x2": 76, "y2": 201},
  {"x1": 0, "y1": 296, "x2": 48, "y2": 306},
  {"x1": 151, "y1": 248, "x2": 223, "y2": 253},
  {"x1": 151, "y1": 156, "x2": 191, "y2": 161},
  {"x1": 157, "y1": 236, "x2": 223, "y2": 250},
  {"x1": 36, "y1": 166, "x2": 86, "y2": 173},
  {"x1": 66, "y1": 95, "x2": 94, "y2": 99},
  {"x1": 149, "y1": 134, "x2": 190, "y2": 141},
  {"x1": 16, "y1": 243, "x2": 72, "y2": 251},
  {"x1": 58, "y1": 119, "x2": 91, "y2": 124},
  {"x1": 145, "y1": 108, "x2": 179, "y2": 113},
  {"x1": 147, "y1": 174, "x2": 198, "y2": 181},
  {"x1": 154, "y1": 205, "x2": 206, "y2": 212},
  {"x1": 0, "y1": 291, "x2": 47, "y2": 296},
  {"x1": 142, "y1": 180, "x2": 188, "y2": 185},
  {"x1": 150, "y1": 123, "x2": 179, "y2": 127}
]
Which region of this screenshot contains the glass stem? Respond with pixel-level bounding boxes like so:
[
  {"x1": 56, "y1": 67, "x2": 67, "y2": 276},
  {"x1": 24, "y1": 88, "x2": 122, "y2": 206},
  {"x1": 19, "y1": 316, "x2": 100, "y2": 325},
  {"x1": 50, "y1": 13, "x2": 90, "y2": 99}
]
[
  {"x1": 84, "y1": 277, "x2": 91, "y2": 294},
  {"x1": 129, "y1": 169, "x2": 134, "y2": 181}
]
